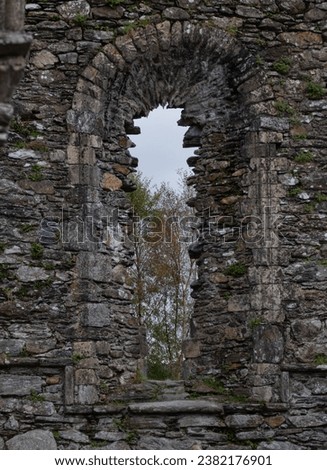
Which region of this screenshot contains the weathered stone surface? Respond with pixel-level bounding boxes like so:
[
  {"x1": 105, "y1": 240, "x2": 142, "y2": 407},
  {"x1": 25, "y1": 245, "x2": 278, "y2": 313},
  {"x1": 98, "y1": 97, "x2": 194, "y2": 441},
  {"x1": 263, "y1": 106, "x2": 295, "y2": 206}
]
[
  {"x1": 0, "y1": 375, "x2": 42, "y2": 396},
  {"x1": 225, "y1": 414, "x2": 264, "y2": 428},
  {"x1": 57, "y1": 0, "x2": 91, "y2": 20},
  {"x1": 182, "y1": 340, "x2": 201, "y2": 358},
  {"x1": 92, "y1": 7, "x2": 124, "y2": 19},
  {"x1": 0, "y1": 339, "x2": 25, "y2": 356},
  {"x1": 163, "y1": 7, "x2": 190, "y2": 20},
  {"x1": 129, "y1": 401, "x2": 224, "y2": 414},
  {"x1": 101, "y1": 173, "x2": 123, "y2": 191},
  {"x1": 258, "y1": 440, "x2": 302, "y2": 450},
  {"x1": 16, "y1": 266, "x2": 49, "y2": 282},
  {"x1": 253, "y1": 326, "x2": 284, "y2": 363},
  {"x1": 6, "y1": 430, "x2": 57, "y2": 450},
  {"x1": 59, "y1": 429, "x2": 90, "y2": 443},
  {"x1": 77, "y1": 385, "x2": 99, "y2": 405},
  {"x1": 82, "y1": 303, "x2": 111, "y2": 328},
  {"x1": 31, "y1": 50, "x2": 59, "y2": 68}
]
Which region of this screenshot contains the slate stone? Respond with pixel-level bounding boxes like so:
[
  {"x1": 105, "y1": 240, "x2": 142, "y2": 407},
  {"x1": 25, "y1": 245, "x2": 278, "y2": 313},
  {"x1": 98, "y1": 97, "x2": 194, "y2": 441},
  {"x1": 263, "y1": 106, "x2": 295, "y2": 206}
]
[{"x1": 6, "y1": 430, "x2": 57, "y2": 450}]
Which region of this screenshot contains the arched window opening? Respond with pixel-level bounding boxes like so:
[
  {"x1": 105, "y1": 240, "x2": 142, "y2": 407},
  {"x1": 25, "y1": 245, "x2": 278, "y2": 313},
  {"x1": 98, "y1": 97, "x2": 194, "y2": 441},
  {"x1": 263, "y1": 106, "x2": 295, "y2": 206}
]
[{"x1": 127, "y1": 107, "x2": 198, "y2": 380}]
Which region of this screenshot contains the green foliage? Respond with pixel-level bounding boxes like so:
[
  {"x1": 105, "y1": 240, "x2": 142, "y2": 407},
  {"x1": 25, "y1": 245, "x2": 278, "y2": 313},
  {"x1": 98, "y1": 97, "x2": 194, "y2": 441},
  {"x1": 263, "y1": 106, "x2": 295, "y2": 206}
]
[
  {"x1": 249, "y1": 317, "x2": 263, "y2": 329},
  {"x1": 292, "y1": 133, "x2": 308, "y2": 141},
  {"x1": 147, "y1": 358, "x2": 172, "y2": 380},
  {"x1": 105, "y1": 0, "x2": 124, "y2": 5},
  {"x1": 72, "y1": 353, "x2": 85, "y2": 364},
  {"x1": 274, "y1": 100, "x2": 295, "y2": 116},
  {"x1": 73, "y1": 14, "x2": 88, "y2": 27},
  {"x1": 314, "y1": 354, "x2": 327, "y2": 365},
  {"x1": 304, "y1": 203, "x2": 315, "y2": 213},
  {"x1": 29, "y1": 389, "x2": 45, "y2": 402},
  {"x1": 202, "y1": 377, "x2": 226, "y2": 394},
  {"x1": 30, "y1": 242, "x2": 44, "y2": 260},
  {"x1": 121, "y1": 18, "x2": 151, "y2": 35},
  {"x1": 306, "y1": 81, "x2": 326, "y2": 100},
  {"x1": 0, "y1": 264, "x2": 9, "y2": 281},
  {"x1": 10, "y1": 119, "x2": 39, "y2": 139},
  {"x1": 315, "y1": 192, "x2": 327, "y2": 203},
  {"x1": 20, "y1": 224, "x2": 34, "y2": 233},
  {"x1": 126, "y1": 430, "x2": 139, "y2": 446},
  {"x1": 224, "y1": 262, "x2": 247, "y2": 278},
  {"x1": 128, "y1": 173, "x2": 196, "y2": 379},
  {"x1": 17, "y1": 286, "x2": 29, "y2": 300},
  {"x1": 294, "y1": 150, "x2": 313, "y2": 164},
  {"x1": 29, "y1": 164, "x2": 43, "y2": 182},
  {"x1": 0, "y1": 242, "x2": 6, "y2": 253},
  {"x1": 288, "y1": 187, "x2": 302, "y2": 197},
  {"x1": 255, "y1": 54, "x2": 264, "y2": 66},
  {"x1": 226, "y1": 25, "x2": 238, "y2": 36},
  {"x1": 222, "y1": 291, "x2": 231, "y2": 300},
  {"x1": 43, "y1": 262, "x2": 55, "y2": 271},
  {"x1": 273, "y1": 57, "x2": 291, "y2": 75}
]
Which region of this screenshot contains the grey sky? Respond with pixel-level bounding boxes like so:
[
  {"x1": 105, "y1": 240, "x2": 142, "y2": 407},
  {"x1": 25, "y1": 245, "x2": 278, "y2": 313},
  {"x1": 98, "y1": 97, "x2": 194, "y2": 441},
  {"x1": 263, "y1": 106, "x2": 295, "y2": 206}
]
[{"x1": 131, "y1": 106, "x2": 192, "y2": 190}]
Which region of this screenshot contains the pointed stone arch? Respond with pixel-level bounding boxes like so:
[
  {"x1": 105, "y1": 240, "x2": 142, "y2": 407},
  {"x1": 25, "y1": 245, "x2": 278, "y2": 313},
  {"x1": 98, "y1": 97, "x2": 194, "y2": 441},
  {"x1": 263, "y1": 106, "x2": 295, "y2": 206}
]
[{"x1": 66, "y1": 21, "x2": 286, "y2": 403}]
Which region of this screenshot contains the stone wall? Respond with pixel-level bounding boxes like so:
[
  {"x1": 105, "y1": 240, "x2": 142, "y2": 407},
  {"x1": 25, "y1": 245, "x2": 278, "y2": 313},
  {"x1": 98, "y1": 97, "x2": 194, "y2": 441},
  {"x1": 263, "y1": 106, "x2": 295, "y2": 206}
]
[{"x1": 0, "y1": 0, "x2": 327, "y2": 449}]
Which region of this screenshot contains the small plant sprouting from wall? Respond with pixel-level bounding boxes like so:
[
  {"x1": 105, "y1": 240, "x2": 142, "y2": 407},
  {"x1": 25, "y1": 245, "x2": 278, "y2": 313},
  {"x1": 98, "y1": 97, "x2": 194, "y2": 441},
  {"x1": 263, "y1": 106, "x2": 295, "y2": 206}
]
[
  {"x1": 73, "y1": 14, "x2": 88, "y2": 27},
  {"x1": 10, "y1": 119, "x2": 39, "y2": 139},
  {"x1": 315, "y1": 193, "x2": 327, "y2": 203},
  {"x1": 0, "y1": 264, "x2": 9, "y2": 281},
  {"x1": 249, "y1": 317, "x2": 263, "y2": 330},
  {"x1": 30, "y1": 242, "x2": 44, "y2": 260},
  {"x1": 29, "y1": 165, "x2": 43, "y2": 182},
  {"x1": 273, "y1": 57, "x2": 291, "y2": 75},
  {"x1": 29, "y1": 389, "x2": 45, "y2": 402},
  {"x1": 226, "y1": 25, "x2": 239, "y2": 37},
  {"x1": 72, "y1": 353, "x2": 86, "y2": 364},
  {"x1": 105, "y1": 0, "x2": 124, "y2": 6},
  {"x1": 294, "y1": 150, "x2": 313, "y2": 164},
  {"x1": 306, "y1": 81, "x2": 326, "y2": 100},
  {"x1": 288, "y1": 186, "x2": 302, "y2": 198},
  {"x1": 274, "y1": 100, "x2": 295, "y2": 117},
  {"x1": 314, "y1": 354, "x2": 327, "y2": 366},
  {"x1": 224, "y1": 262, "x2": 247, "y2": 278}
]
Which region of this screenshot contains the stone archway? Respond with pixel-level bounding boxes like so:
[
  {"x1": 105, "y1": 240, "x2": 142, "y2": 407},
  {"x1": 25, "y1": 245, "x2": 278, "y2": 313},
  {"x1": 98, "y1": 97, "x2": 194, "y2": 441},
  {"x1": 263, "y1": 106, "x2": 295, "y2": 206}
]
[{"x1": 66, "y1": 21, "x2": 286, "y2": 404}]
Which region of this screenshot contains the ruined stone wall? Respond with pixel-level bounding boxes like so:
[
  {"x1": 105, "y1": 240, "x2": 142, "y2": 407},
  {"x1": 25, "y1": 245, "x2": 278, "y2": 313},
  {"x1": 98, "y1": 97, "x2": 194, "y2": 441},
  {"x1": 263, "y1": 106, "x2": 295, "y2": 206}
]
[{"x1": 0, "y1": 0, "x2": 327, "y2": 450}]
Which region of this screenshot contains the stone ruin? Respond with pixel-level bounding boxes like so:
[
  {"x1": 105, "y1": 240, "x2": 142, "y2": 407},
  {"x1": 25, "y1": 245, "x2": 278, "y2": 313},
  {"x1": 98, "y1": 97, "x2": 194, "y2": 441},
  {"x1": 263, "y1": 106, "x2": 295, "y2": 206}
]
[{"x1": 0, "y1": 0, "x2": 327, "y2": 450}]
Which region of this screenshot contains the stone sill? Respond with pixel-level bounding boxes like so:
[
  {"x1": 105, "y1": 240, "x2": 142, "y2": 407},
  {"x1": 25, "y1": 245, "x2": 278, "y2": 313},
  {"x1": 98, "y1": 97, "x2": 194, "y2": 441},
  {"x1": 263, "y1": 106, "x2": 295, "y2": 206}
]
[{"x1": 65, "y1": 400, "x2": 289, "y2": 416}]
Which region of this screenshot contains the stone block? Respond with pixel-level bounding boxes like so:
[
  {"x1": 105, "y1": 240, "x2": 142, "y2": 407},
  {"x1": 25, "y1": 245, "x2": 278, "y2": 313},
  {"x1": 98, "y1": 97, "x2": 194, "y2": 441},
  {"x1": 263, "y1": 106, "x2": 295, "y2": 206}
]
[
  {"x1": 0, "y1": 375, "x2": 42, "y2": 396},
  {"x1": 0, "y1": 339, "x2": 25, "y2": 356},
  {"x1": 16, "y1": 266, "x2": 49, "y2": 282},
  {"x1": 75, "y1": 369, "x2": 98, "y2": 385},
  {"x1": 182, "y1": 339, "x2": 201, "y2": 358},
  {"x1": 76, "y1": 252, "x2": 111, "y2": 282},
  {"x1": 101, "y1": 173, "x2": 123, "y2": 191},
  {"x1": 57, "y1": 0, "x2": 91, "y2": 21},
  {"x1": 253, "y1": 326, "x2": 284, "y2": 363},
  {"x1": 31, "y1": 50, "x2": 58, "y2": 69},
  {"x1": 59, "y1": 429, "x2": 90, "y2": 443},
  {"x1": 224, "y1": 414, "x2": 264, "y2": 428},
  {"x1": 6, "y1": 430, "x2": 57, "y2": 450},
  {"x1": 77, "y1": 384, "x2": 99, "y2": 404},
  {"x1": 82, "y1": 303, "x2": 111, "y2": 327}
]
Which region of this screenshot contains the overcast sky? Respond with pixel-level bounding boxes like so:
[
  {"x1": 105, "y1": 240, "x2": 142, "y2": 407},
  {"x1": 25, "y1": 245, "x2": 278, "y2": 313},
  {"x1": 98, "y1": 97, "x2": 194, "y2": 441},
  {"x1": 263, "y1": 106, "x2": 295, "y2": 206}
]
[{"x1": 131, "y1": 106, "x2": 192, "y2": 191}]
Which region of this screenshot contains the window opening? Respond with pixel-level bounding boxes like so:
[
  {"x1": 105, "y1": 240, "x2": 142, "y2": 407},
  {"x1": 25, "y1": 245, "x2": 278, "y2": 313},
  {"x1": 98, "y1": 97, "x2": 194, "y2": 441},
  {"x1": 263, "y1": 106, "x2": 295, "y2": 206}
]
[
  {"x1": 127, "y1": 106, "x2": 198, "y2": 380},
  {"x1": 131, "y1": 106, "x2": 191, "y2": 191}
]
